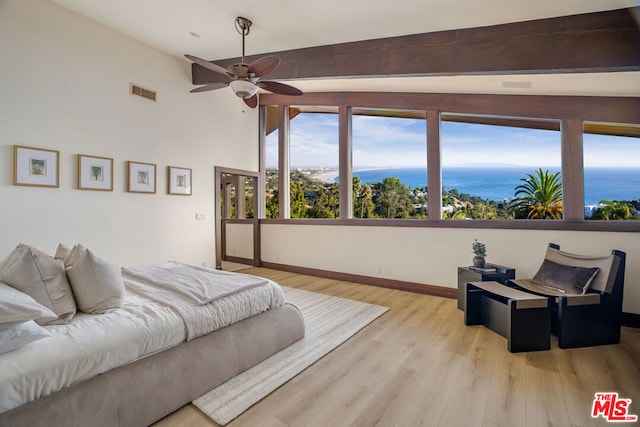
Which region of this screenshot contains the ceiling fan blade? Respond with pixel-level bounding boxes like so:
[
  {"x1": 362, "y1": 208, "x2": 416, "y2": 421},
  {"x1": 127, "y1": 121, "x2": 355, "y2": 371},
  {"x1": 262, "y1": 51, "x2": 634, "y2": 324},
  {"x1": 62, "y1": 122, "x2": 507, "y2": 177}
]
[
  {"x1": 257, "y1": 80, "x2": 303, "y2": 96},
  {"x1": 190, "y1": 82, "x2": 229, "y2": 93},
  {"x1": 185, "y1": 54, "x2": 230, "y2": 76},
  {"x1": 243, "y1": 94, "x2": 258, "y2": 109},
  {"x1": 248, "y1": 56, "x2": 281, "y2": 78}
]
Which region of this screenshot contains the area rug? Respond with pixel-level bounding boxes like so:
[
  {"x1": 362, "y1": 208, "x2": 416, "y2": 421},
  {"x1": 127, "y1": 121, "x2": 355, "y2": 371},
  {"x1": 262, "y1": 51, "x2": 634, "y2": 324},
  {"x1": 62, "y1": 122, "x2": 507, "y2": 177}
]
[{"x1": 192, "y1": 286, "x2": 389, "y2": 425}]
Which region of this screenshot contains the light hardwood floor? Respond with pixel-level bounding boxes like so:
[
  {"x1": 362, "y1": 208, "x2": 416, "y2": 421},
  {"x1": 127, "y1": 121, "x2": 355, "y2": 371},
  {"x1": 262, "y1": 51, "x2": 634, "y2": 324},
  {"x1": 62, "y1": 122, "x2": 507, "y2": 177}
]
[{"x1": 155, "y1": 268, "x2": 640, "y2": 427}]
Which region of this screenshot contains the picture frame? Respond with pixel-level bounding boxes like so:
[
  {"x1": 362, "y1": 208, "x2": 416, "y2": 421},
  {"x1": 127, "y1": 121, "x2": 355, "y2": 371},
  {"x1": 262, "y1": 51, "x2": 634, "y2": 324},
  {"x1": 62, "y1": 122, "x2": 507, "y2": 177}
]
[
  {"x1": 168, "y1": 166, "x2": 192, "y2": 195},
  {"x1": 13, "y1": 145, "x2": 60, "y2": 188},
  {"x1": 78, "y1": 154, "x2": 113, "y2": 191},
  {"x1": 127, "y1": 161, "x2": 156, "y2": 193}
]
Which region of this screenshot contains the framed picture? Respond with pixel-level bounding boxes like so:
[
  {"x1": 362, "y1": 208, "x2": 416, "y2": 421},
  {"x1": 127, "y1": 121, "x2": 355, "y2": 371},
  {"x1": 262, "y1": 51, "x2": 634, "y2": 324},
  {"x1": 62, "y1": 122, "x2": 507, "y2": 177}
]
[
  {"x1": 78, "y1": 154, "x2": 113, "y2": 191},
  {"x1": 13, "y1": 145, "x2": 60, "y2": 188},
  {"x1": 168, "y1": 166, "x2": 192, "y2": 195},
  {"x1": 127, "y1": 161, "x2": 156, "y2": 193}
]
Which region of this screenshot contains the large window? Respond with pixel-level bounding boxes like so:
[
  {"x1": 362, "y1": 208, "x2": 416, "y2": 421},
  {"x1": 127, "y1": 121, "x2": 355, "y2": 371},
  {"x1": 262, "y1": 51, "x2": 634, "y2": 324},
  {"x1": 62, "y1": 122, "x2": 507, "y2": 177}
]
[
  {"x1": 583, "y1": 128, "x2": 640, "y2": 220},
  {"x1": 289, "y1": 109, "x2": 339, "y2": 218},
  {"x1": 441, "y1": 116, "x2": 562, "y2": 220},
  {"x1": 352, "y1": 110, "x2": 427, "y2": 219},
  {"x1": 260, "y1": 91, "x2": 639, "y2": 231}
]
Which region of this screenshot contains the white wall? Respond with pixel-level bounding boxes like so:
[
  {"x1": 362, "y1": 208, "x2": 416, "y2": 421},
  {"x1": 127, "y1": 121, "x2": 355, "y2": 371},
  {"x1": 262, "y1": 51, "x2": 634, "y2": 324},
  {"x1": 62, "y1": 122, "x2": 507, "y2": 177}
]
[
  {"x1": 225, "y1": 223, "x2": 254, "y2": 259},
  {"x1": 261, "y1": 224, "x2": 640, "y2": 314},
  {"x1": 0, "y1": 0, "x2": 258, "y2": 267}
]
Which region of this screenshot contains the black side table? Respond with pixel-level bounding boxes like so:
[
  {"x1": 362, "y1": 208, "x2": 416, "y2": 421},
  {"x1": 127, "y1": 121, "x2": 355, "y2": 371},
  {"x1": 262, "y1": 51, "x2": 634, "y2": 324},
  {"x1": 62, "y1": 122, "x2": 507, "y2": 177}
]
[{"x1": 457, "y1": 264, "x2": 516, "y2": 310}]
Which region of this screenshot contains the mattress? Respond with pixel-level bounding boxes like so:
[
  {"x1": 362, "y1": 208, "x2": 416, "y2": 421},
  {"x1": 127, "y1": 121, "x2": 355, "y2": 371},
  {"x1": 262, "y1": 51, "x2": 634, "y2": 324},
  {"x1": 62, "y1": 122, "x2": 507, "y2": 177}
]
[{"x1": 0, "y1": 271, "x2": 285, "y2": 414}]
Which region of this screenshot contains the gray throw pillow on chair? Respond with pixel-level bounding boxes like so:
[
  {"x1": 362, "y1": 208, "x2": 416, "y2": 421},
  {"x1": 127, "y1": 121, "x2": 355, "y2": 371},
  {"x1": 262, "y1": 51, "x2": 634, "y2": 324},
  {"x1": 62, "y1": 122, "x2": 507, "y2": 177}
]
[{"x1": 532, "y1": 259, "x2": 599, "y2": 294}]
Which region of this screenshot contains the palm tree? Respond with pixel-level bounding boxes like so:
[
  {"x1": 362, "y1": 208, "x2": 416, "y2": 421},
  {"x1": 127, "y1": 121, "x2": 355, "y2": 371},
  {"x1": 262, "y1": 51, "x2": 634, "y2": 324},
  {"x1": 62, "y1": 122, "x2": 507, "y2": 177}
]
[{"x1": 510, "y1": 168, "x2": 563, "y2": 219}]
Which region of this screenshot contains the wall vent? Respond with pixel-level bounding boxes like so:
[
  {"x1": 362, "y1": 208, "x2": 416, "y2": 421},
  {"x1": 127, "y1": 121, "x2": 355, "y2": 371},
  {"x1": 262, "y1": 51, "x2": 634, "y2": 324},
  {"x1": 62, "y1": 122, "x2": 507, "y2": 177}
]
[
  {"x1": 502, "y1": 81, "x2": 531, "y2": 89},
  {"x1": 129, "y1": 83, "x2": 157, "y2": 102}
]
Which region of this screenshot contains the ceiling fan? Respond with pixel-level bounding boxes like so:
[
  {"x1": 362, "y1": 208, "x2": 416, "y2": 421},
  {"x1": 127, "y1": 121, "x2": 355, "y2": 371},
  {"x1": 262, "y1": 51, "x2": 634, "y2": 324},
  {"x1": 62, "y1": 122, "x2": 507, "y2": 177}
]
[{"x1": 185, "y1": 16, "x2": 303, "y2": 108}]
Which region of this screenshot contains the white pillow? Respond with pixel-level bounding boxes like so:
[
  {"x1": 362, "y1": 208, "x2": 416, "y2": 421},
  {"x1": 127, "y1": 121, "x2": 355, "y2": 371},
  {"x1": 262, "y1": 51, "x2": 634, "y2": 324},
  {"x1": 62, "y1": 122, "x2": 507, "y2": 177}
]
[
  {"x1": 0, "y1": 282, "x2": 57, "y2": 327},
  {"x1": 66, "y1": 246, "x2": 124, "y2": 314},
  {"x1": 54, "y1": 243, "x2": 74, "y2": 266},
  {"x1": 0, "y1": 320, "x2": 51, "y2": 355},
  {"x1": 0, "y1": 244, "x2": 76, "y2": 324}
]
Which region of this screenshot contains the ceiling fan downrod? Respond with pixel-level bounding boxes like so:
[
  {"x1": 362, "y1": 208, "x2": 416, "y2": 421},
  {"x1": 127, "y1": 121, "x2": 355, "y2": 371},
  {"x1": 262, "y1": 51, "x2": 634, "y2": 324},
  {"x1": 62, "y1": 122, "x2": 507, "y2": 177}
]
[{"x1": 235, "y1": 17, "x2": 252, "y2": 65}]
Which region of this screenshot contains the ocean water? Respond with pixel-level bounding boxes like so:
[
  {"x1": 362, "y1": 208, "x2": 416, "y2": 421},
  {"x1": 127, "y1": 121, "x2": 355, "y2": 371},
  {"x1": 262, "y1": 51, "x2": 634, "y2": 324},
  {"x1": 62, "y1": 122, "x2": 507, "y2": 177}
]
[{"x1": 347, "y1": 167, "x2": 640, "y2": 205}]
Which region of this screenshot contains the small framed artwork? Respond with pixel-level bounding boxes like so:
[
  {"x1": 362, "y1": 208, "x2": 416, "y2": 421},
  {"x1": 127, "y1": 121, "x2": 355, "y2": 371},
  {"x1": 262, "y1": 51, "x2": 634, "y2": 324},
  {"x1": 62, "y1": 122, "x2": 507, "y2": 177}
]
[
  {"x1": 168, "y1": 166, "x2": 192, "y2": 195},
  {"x1": 13, "y1": 145, "x2": 60, "y2": 188},
  {"x1": 78, "y1": 154, "x2": 113, "y2": 191},
  {"x1": 127, "y1": 161, "x2": 156, "y2": 193}
]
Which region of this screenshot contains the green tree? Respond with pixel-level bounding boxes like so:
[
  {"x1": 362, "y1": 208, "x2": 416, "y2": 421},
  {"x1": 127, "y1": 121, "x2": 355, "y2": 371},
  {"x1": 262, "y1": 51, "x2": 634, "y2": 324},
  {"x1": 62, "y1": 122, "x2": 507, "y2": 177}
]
[
  {"x1": 308, "y1": 183, "x2": 339, "y2": 218},
  {"x1": 510, "y1": 168, "x2": 563, "y2": 219},
  {"x1": 353, "y1": 177, "x2": 376, "y2": 218},
  {"x1": 467, "y1": 202, "x2": 498, "y2": 219},
  {"x1": 266, "y1": 189, "x2": 279, "y2": 218},
  {"x1": 372, "y1": 177, "x2": 414, "y2": 218},
  {"x1": 290, "y1": 181, "x2": 308, "y2": 218},
  {"x1": 591, "y1": 200, "x2": 633, "y2": 220},
  {"x1": 443, "y1": 209, "x2": 467, "y2": 219}
]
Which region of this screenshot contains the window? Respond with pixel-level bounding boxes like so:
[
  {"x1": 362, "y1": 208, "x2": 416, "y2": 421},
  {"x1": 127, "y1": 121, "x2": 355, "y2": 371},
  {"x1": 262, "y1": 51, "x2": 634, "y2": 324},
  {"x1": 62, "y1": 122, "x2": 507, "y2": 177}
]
[
  {"x1": 289, "y1": 109, "x2": 339, "y2": 218},
  {"x1": 440, "y1": 116, "x2": 562, "y2": 220},
  {"x1": 241, "y1": 176, "x2": 255, "y2": 219},
  {"x1": 220, "y1": 174, "x2": 255, "y2": 219},
  {"x1": 260, "y1": 91, "x2": 639, "y2": 231},
  {"x1": 352, "y1": 110, "x2": 427, "y2": 218},
  {"x1": 583, "y1": 126, "x2": 640, "y2": 220}
]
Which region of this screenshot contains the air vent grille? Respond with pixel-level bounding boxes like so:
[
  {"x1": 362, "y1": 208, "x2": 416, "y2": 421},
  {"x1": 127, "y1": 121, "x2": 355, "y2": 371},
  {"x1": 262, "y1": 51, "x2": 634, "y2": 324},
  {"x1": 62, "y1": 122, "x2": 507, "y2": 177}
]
[
  {"x1": 130, "y1": 83, "x2": 157, "y2": 102},
  {"x1": 502, "y1": 81, "x2": 531, "y2": 89}
]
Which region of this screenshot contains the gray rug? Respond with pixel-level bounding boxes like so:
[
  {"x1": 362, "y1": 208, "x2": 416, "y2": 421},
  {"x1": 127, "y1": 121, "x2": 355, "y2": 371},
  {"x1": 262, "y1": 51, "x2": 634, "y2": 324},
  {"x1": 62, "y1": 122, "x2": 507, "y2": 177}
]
[{"x1": 192, "y1": 287, "x2": 389, "y2": 425}]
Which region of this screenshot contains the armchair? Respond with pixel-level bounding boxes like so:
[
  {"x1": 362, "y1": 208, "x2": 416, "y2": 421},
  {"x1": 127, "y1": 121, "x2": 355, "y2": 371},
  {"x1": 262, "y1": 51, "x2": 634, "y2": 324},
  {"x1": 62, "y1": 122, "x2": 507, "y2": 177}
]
[{"x1": 508, "y1": 243, "x2": 626, "y2": 349}]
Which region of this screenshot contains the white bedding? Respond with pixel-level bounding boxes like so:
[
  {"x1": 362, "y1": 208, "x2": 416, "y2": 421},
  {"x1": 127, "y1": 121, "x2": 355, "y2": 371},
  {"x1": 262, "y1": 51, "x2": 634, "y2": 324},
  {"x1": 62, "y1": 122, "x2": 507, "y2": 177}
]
[
  {"x1": 124, "y1": 268, "x2": 284, "y2": 340},
  {"x1": 0, "y1": 269, "x2": 285, "y2": 414},
  {"x1": 123, "y1": 262, "x2": 269, "y2": 304},
  {"x1": 0, "y1": 292, "x2": 182, "y2": 414}
]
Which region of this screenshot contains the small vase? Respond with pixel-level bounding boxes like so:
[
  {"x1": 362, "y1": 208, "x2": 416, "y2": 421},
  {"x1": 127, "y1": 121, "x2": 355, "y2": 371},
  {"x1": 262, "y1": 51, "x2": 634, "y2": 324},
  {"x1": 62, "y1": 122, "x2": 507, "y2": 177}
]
[{"x1": 472, "y1": 256, "x2": 485, "y2": 268}]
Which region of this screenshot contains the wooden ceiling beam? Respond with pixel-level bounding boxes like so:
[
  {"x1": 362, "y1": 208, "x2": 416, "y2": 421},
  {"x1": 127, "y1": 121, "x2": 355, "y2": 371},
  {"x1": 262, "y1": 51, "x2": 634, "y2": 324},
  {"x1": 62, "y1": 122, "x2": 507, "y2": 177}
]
[{"x1": 192, "y1": 7, "x2": 640, "y2": 85}]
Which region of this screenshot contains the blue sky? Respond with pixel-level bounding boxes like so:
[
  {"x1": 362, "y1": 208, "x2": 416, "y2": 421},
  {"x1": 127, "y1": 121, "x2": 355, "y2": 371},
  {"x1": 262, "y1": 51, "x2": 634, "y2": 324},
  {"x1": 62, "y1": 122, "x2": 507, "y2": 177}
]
[{"x1": 266, "y1": 113, "x2": 640, "y2": 169}]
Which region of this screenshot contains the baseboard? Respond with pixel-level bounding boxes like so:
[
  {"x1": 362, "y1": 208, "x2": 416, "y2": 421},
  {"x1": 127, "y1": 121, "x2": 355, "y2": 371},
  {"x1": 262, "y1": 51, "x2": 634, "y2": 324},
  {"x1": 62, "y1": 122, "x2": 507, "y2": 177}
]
[
  {"x1": 223, "y1": 255, "x2": 253, "y2": 265},
  {"x1": 622, "y1": 312, "x2": 640, "y2": 328},
  {"x1": 260, "y1": 261, "x2": 457, "y2": 299},
  {"x1": 222, "y1": 255, "x2": 260, "y2": 267}
]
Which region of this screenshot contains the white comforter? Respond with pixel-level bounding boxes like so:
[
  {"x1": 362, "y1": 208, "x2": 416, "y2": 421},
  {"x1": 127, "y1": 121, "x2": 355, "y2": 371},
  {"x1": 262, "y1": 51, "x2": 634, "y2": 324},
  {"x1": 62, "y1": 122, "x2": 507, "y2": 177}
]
[
  {"x1": 124, "y1": 264, "x2": 284, "y2": 340},
  {"x1": 123, "y1": 262, "x2": 269, "y2": 304},
  {"x1": 0, "y1": 269, "x2": 284, "y2": 414}
]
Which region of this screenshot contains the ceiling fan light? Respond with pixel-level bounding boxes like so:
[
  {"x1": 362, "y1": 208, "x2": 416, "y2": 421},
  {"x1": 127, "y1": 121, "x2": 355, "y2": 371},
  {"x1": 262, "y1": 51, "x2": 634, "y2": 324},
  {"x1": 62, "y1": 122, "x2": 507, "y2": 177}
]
[{"x1": 230, "y1": 80, "x2": 258, "y2": 99}]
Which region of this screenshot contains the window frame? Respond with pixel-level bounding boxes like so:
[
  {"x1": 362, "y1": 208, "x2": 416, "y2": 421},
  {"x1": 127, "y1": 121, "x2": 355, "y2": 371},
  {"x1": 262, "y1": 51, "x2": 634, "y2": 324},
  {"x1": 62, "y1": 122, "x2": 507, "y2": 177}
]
[{"x1": 258, "y1": 92, "x2": 640, "y2": 232}]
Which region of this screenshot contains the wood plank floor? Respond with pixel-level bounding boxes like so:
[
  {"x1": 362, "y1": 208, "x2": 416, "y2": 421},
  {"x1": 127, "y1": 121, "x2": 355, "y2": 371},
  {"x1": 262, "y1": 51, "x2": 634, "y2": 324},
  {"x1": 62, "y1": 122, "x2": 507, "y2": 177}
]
[{"x1": 154, "y1": 268, "x2": 640, "y2": 427}]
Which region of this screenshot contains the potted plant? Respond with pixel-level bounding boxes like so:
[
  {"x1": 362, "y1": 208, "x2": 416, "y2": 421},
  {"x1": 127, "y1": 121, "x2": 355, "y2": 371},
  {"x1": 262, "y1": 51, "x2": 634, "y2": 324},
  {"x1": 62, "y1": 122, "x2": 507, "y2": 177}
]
[{"x1": 472, "y1": 239, "x2": 487, "y2": 268}]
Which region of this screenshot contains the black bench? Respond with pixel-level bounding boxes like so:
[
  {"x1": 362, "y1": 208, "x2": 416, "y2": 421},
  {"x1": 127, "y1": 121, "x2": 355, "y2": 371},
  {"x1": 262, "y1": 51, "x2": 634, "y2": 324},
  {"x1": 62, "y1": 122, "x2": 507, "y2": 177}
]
[{"x1": 464, "y1": 281, "x2": 550, "y2": 352}]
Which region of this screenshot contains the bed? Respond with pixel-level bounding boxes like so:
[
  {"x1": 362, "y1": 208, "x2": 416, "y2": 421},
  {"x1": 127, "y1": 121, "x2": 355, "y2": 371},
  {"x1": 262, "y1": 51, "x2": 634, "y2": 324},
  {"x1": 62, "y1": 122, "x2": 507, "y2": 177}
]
[{"x1": 0, "y1": 244, "x2": 305, "y2": 427}]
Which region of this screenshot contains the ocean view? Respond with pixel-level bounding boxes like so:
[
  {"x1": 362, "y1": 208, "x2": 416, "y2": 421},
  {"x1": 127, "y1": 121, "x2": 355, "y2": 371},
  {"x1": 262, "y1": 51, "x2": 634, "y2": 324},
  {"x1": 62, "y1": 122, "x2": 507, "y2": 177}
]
[{"x1": 340, "y1": 167, "x2": 640, "y2": 205}]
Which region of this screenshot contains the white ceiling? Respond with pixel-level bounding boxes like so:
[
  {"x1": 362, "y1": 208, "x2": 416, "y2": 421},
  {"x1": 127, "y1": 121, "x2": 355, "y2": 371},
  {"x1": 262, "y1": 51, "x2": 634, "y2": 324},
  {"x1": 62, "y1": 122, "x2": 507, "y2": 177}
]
[{"x1": 50, "y1": 0, "x2": 640, "y2": 96}]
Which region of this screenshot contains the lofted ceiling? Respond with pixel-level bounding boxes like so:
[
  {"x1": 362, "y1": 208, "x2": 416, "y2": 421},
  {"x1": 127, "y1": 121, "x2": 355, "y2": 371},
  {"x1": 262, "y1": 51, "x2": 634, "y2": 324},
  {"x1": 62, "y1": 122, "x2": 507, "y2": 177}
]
[{"x1": 50, "y1": 0, "x2": 640, "y2": 96}]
